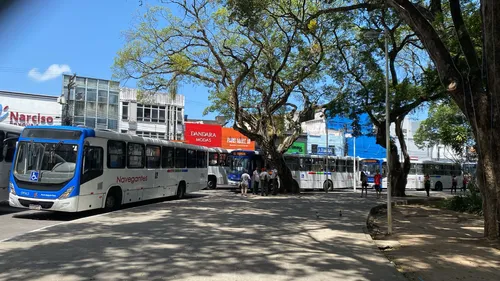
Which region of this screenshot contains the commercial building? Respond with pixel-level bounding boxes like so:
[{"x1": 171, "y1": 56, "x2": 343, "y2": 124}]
[
  {"x1": 119, "y1": 88, "x2": 185, "y2": 140},
  {"x1": 62, "y1": 75, "x2": 120, "y2": 131},
  {"x1": 0, "y1": 90, "x2": 62, "y2": 127}
]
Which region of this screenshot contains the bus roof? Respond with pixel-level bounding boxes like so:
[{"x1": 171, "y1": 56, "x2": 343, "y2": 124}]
[
  {"x1": 21, "y1": 125, "x2": 209, "y2": 151},
  {"x1": 0, "y1": 123, "x2": 25, "y2": 133}
]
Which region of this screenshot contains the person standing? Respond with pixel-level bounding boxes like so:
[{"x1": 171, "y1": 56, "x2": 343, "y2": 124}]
[
  {"x1": 270, "y1": 167, "x2": 278, "y2": 195},
  {"x1": 462, "y1": 174, "x2": 468, "y2": 193},
  {"x1": 424, "y1": 174, "x2": 431, "y2": 197},
  {"x1": 374, "y1": 171, "x2": 382, "y2": 199},
  {"x1": 451, "y1": 174, "x2": 458, "y2": 194},
  {"x1": 360, "y1": 171, "x2": 368, "y2": 197},
  {"x1": 240, "y1": 170, "x2": 251, "y2": 197},
  {"x1": 259, "y1": 168, "x2": 269, "y2": 196},
  {"x1": 252, "y1": 167, "x2": 260, "y2": 195}
]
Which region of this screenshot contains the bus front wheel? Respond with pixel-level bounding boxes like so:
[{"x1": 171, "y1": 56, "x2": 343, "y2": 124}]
[
  {"x1": 434, "y1": 181, "x2": 443, "y2": 191},
  {"x1": 104, "y1": 187, "x2": 122, "y2": 211}
]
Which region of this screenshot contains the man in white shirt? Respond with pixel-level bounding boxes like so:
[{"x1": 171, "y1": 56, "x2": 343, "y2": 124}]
[
  {"x1": 240, "y1": 170, "x2": 251, "y2": 197},
  {"x1": 252, "y1": 167, "x2": 260, "y2": 195},
  {"x1": 259, "y1": 168, "x2": 269, "y2": 196}
]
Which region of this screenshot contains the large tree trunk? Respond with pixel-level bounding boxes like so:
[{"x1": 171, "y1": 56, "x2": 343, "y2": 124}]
[
  {"x1": 375, "y1": 123, "x2": 406, "y2": 197},
  {"x1": 479, "y1": 0, "x2": 500, "y2": 240},
  {"x1": 260, "y1": 139, "x2": 299, "y2": 194},
  {"x1": 394, "y1": 116, "x2": 410, "y2": 197}
]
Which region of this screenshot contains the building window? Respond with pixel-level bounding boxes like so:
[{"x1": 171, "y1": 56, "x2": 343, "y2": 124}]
[
  {"x1": 108, "y1": 119, "x2": 118, "y2": 130},
  {"x1": 122, "y1": 102, "x2": 129, "y2": 120},
  {"x1": 136, "y1": 104, "x2": 167, "y2": 123}
]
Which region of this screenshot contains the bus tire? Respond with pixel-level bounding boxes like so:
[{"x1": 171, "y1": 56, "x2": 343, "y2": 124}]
[
  {"x1": 323, "y1": 180, "x2": 333, "y2": 192},
  {"x1": 104, "y1": 187, "x2": 122, "y2": 211},
  {"x1": 207, "y1": 176, "x2": 217, "y2": 189},
  {"x1": 434, "y1": 181, "x2": 443, "y2": 191},
  {"x1": 176, "y1": 182, "x2": 186, "y2": 199}
]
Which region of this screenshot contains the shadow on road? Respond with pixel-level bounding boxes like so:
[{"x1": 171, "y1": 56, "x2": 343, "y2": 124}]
[{"x1": 0, "y1": 191, "x2": 402, "y2": 281}]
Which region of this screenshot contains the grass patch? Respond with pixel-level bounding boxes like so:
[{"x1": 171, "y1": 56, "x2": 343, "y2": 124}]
[{"x1": 436, "y1": 180, "x2": 483, "y2": 216}]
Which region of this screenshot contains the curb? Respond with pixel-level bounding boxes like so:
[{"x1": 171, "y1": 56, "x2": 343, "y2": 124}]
[{"x1": 366, "y1": 197, "x2": 446, "y2": 232}]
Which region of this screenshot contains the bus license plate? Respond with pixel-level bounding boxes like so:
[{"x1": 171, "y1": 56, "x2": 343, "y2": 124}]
[{"x1": 29, "y1": 204, "x2": 42, "y2": 210}]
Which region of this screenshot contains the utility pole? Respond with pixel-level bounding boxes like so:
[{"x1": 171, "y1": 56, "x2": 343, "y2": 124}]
[{"x1": 64, "y1": 74, "x2": 76, "y2": 126}]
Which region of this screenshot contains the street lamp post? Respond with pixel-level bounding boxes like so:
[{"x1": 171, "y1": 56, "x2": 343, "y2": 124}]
[{"x1": 364, "y1": 28, "x2": 392, "y2": 234}]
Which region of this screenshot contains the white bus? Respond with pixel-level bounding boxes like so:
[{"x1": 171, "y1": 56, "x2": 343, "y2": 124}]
[
  {"x1": 407, "y1": 160, "x2": 462, "y2": 191},
  {"x1": 8, "y1": 126, "x2": 208, "y2": 212},
  {"x1": 207, "y1": 147, "x2": 230, "y2": 188},
  {"x1": 283, "y1": 154, "x2": 358, "y2": 191},
  {"x1": 0, "y1": 123, "x2": 23, "y2": 202}
]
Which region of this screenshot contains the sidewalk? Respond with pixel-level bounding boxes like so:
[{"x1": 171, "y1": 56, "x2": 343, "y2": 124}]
[
  {"x1": 0, "y1": 191, "x2": 404, "y2": 281},
  {"x1": 368, "y1": 200, "x2": 500, "y2": 281}
]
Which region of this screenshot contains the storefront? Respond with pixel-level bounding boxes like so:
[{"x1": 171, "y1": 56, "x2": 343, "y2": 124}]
[{"x1": 0, "y1": 90, "x2": 62, "y2": 127}]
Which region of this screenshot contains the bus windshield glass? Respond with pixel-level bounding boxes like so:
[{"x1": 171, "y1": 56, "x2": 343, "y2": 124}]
[
  {"x1": 14, "y1": 141, "x2": 79, "y2": 184},
  {"x1": 361, "y1": 160, "x2": 380, "y2": 176},
  {"x1": 230, "y1": 156, "x2": 250, "y2": 174}
]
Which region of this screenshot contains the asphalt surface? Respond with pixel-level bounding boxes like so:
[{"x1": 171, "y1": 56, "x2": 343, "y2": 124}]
[{"x1": 0, "y1": 189, "x2": 408, "y2": 281}]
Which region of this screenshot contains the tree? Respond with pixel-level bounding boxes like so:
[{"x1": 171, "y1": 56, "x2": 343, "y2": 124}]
[
  {"x1": 318, "y1": 0, "x2": 497, "y2": 240},
  {"x1": 114, "y1": 0, "x2": 327, "y2": 193},
  {"x1": 414, "y1": 100, "x2": 476, "y2": 161},
  {"x1": 323, "y1": 8, "x2": 444, "y2": 197}
]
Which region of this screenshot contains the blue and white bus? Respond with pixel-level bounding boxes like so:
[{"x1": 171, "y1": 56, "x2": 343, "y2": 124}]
[
  {"x1": 359, "y1": 158, "x2": 387, "y2": 188},
  {"x1": 227, "y1": 150, "x2": 358, "y2": 191},
  {"x1": 8, "y1": 126, "x2": 209, "y2": 212}
]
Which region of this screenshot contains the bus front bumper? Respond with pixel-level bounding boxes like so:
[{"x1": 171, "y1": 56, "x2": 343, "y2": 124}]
[
  {"x1": 9, "y1": 194, "x2": 78, "y2": 212},
  {"x1": 228, "y1": 180, "x2": 240, "y2": 186}
]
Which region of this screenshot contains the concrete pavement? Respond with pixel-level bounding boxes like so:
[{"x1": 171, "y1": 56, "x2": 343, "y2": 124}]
[{"x1": 0, "y1": 190, "x2": 405, "y2": 281}]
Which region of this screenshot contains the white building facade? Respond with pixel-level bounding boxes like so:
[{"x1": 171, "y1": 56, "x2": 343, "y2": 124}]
[
  {"x1": 119, "y1": 88, "x2": 185, "y2": 140},
  {"x1": 0, "y1": 90, "x2": 62, "y2": 127}
]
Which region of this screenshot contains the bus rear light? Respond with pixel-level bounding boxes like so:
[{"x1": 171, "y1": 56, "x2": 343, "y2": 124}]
[
  {"x1": 59, "y1": 186, "x2": 74, "y2": 200},
  {"x1": 9, "y1": 182, "x2": 16, "y2": 195}
]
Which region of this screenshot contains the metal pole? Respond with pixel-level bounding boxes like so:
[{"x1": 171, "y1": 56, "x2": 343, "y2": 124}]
[
  {"x1": 325, "y1": 115, "x2": 329, "y2": 190},
  {"x1": 385, "y1": 29, "x2": 392, "y2": 234},
  {"x1": 353, "y1": 136, "x2": 356, "y2": 192}
]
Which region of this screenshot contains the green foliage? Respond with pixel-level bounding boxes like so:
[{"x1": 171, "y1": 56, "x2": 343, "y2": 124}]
[
  {"x1": 441, "y1": 180, "x2": 483, "y2": 216},
  {"x1": 414, "y1": 101, "x2": 475, "y2": 156}
]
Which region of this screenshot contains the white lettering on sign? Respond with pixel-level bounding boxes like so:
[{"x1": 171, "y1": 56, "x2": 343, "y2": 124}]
[
  {"x1": 190, "y1": 131, "x2": 217, "y2": 138},
  {"x1": 227, "y1": 137, "x2": 251, "y2": 144},
  {"x1": 195, "y1": 137, "x2": 212, "y2": 143}
]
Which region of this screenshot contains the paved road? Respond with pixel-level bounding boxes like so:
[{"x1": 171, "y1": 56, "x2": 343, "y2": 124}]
[
  {"x1": 0, "y1": 190, "x2": 405, "y2": 281},
  {"x1": 0, "y1": 202, "x2": 88, "y2": 242}
]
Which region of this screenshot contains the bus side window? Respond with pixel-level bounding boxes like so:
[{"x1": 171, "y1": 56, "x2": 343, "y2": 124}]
[
  {"x1": 3, "y1": 138, "x2": 17, "y2": 163},
  {"x1": 162, "y1": 146, "x2": 174, "y2": 168},
  {"x1": 146, "y1": 145, "x2": 161, "y2": 169},
  {"x1": 175, "y1": 148, "x2": 187, "y2": 168},
  {"x1": 81, "y1": 147, "x2": 104, "y2": 184},
  {"x1": 107, "y1": 140, "x2": 126, "y2": 169},
  {"x1": 197, "y1": 150, "x2": 206, "y2": 168}
]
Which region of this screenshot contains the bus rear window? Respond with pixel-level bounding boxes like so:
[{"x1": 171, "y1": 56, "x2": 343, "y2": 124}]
[{"x1": 22, "y1": 129, "x2": 82, "y2": 140}]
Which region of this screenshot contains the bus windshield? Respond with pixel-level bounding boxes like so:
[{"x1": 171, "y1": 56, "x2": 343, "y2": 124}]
[
  {"x1": 230, "y1": 157, "x2": 250, "y2": 174},
  {"x1": 361, "y1": 160, "x2": 380, "y2": 176},
  {"x1": 14, "y1": 141, "x2": 79, "y2": 184}
]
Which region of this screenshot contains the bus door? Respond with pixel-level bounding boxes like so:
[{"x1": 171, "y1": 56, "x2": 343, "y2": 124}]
[
  {"x1": 0, "y1": 131, "x2": 19, "y2": 201},
  {"x1": 160, "y1": 146, "x2": 176, "y2": 197},
  {"x1": 145, "y1": 145, "x2": 162, "y2": 200}
]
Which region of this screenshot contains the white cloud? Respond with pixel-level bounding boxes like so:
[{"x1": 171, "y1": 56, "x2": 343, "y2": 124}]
[{"x1": 28, "y1": 64, "x2": 72, "y2": 82}]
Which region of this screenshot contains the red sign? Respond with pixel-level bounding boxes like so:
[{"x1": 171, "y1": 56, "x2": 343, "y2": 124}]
[
  {"x1": 184, "y1": 123, "x2": 222, "y2": 147},
  {"x1": 10, "y1": 111, "x2": 54, "y2": 126}
]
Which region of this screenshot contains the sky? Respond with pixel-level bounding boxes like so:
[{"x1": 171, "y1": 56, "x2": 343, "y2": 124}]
[
  {"x1": 0, "y1": 0, "x2": 427, "y2": 122},
  {"x1": 0, "y1": 0, "x2": 214, "y2": 120}
]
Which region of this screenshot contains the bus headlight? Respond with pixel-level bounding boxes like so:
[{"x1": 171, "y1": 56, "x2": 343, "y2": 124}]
[
  {"x1": 58, "y1": 186, "x2": 74, "y2": 200},
  {"x1": 9, "y1": 182, "x2": 16, "y2": 195}
]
